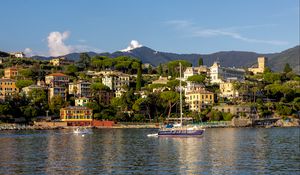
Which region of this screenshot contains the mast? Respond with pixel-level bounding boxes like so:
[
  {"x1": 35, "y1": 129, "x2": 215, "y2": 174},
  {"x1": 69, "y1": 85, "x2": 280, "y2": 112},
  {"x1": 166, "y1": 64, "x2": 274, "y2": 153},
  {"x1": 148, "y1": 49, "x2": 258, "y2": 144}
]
[{"x1": 179, "y1": 62, "x2": 182, "y2": 126}]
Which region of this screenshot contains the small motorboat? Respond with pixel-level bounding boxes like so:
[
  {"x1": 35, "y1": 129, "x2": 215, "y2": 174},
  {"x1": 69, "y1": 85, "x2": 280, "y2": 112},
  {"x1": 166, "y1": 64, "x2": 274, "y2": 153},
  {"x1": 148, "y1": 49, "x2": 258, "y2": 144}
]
[{"x1": 73, "y1": 128, "x2": 93, "y2": 135}]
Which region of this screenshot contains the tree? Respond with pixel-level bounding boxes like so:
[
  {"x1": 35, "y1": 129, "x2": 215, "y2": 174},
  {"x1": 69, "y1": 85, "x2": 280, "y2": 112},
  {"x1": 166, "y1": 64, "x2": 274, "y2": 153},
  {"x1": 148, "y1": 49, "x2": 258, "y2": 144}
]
[
  {"x1": 160, "y1": 91, "x2": 179, "y2": 119},
  {"x1": 158, "y1": 64, "x2": 163, "y2": 76},
  {"x1": 49, "y1": 95, "x2": 65, "y2": 116},
  {"x1": 16, "y1": 80, "x2": 34, "y2": 89},
  {"x1": 283, "y1": 63, "x2": 292, "y2": 73},
  {"x1": 187, "y1": 74, "x2": 206, "y2": 84},
  {"x1": 136, "y1": 62, "x2": 142, "y2": 91},
  {"x1": 77, "y1": 53, "x2": 91, "y2": 70},
  {"x1": 198, "y1": 57, "x2": 203, "y2": 66}
]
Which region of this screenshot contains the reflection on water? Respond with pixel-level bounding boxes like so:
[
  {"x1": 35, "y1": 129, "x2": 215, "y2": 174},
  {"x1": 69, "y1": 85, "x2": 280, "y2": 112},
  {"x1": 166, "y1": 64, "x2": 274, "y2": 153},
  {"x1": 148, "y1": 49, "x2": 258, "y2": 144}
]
[{"x1": 0, "y1": 128, "x2": 299, "y2": 174}]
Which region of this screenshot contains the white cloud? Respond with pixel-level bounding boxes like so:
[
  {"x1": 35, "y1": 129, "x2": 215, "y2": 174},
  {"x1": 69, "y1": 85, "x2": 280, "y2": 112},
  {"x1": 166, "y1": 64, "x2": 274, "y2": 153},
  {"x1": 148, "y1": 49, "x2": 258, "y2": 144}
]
[
  {"x1": 47, "y1": 31, "x2": 72, "y2": 56},
  {"x1": 24, "y1": 48, "x2": 33, "y2": 57},
  {"x1": 121, "y1": 40, "x2": 143, "y2": 52},
  {"x1": 166, "y1": 20, "x2": 289, "y2": 46},
  {"x1": 47, "y1": 31, "x2": 102, "y2": 56}
]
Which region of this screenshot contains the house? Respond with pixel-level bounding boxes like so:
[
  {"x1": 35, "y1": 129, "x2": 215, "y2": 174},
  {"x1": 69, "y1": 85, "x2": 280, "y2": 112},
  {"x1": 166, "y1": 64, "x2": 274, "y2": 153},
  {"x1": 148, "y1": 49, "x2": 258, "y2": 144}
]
[
  {"x1": 60, "y1": 106, "x2": 93, "y2": 126},
  {"x1": 69, "y1": 80, "x2": 91, "y2": 97},
  {"x1": 50, "y1": 57, "x2": 74, "y2": 66},
  {"x1": 183, "y1": 66, "x2": 209, "y2": 80},
  {"x1": 102, "y1": 73, "x2": 130, "y2": 91},
  {"x1": 0, "y1": 78, "x2": 19, "y2": 101},
  {"x1": 22, "y1": 84, "x2": 47, "y2": 96},
  {"x1": 10, "y1": 52, "x2": 25, "y2": 58},
  {"x1": 209, "y1": 62, "x2": 245, "y2": 84},
  {"x1": 248, "y1": 57, "x2": 268, "y2": 74},
  {"x1": 185, "y1": 88, "x2": 215, "y2": 112},
  {"x1": 219, "y1": 81, "x2": 239, "y2": 99},
  {"x1": 45, "y1": 73, "x2": 69, "y2": 87},
  {"x1": 152, "y1": 76, "x2": 169, "y2": 84},
  {"x1": 48, "y1": 87, "x2": 67, "y2": 101},
  {"x1": 75, "y1": 97, "x2": 93, "y2": 106},
  {"x1": 212, "y1": 104, "x2": 255, "y2": 117},
  {"x1": 4, "y1": 67, "x2": 19, "y2": 79}
]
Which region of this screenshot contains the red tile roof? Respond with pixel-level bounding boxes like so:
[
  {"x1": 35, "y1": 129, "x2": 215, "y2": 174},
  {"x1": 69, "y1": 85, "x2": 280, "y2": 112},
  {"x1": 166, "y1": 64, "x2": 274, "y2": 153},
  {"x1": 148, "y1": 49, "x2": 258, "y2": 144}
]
[{"x1": 47, "y1": 73, "x2": 67, "y2": 77}]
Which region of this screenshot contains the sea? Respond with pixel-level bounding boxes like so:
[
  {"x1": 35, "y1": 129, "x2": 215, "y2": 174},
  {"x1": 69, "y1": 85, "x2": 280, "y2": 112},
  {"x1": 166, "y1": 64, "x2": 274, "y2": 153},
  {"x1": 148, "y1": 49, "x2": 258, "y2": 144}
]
[{"x1": 0, "y1": 127, "x2": 299, "y2": 174}]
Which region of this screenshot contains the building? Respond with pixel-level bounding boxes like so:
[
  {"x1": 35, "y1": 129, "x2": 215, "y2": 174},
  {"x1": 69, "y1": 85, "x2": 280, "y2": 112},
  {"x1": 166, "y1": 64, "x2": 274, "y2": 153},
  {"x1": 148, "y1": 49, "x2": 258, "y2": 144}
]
[
  {"x1": 212, "y1": 104, "x2": 255, "y2": 117},
  {"x1": 4, "y1": 67, "x2": 19, "y2": 79},
  {"x1": 48, "y1": 87, "x2": 67, "y2": 101},
  {"x1": 209, "y1": 62, "x2": 245, "y2": 84},
  {"x1": 98, "y1": 91, "x2": 114, "y2": 104},
  {"x1": 219, "y1": 81, "x2": 239, "y2": 99},
  {"x1": 10, "y1": 52, "x2": 25, "y2": 58},
  {"x1": 185, "y1": 81, "x2": 205, "y2": 95},
  {"x1": 152, "y1": 76, "x2": 169, "y2": 84},
  {"x1": 185, "y1": 88, "x2": 215, "y2": 112},
  {"x1": 60, "y1": 106, "x2": 93, "y2": 126},
  {"x1": 45, "y1": 73, "x2": 69, "y2": 87},
  {"x1": 248, "y1": 57, "x2": 268, "y2": 74},
  {"x1": 75, "y1": 97, "x2": 93, "y2": 106},
  {"x1": 183, "y1": 66, "x2": 209, "y2": 80},
  {"x1": 22, "y1": 84, "x2": 47, "y2": 96},
  {"x1": 0, "y1": 78, "x2": 19, "y2": 101},
  {"x1": 102, "y1": 73, "x2": 130, "y2": 91},
  {"x1": 69, "y1": 80, "x2": 91, "y2": 97},
  {"x1": 50, "y1": 57, "x2": 74, "y2": 66}
]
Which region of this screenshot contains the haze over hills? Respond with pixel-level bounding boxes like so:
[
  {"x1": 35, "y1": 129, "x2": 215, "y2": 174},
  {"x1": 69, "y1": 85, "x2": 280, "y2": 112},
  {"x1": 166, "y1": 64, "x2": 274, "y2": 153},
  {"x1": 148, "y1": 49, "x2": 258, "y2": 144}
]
[{"x1": 3, "y1": 45, "x2": 300, "y2": 73}]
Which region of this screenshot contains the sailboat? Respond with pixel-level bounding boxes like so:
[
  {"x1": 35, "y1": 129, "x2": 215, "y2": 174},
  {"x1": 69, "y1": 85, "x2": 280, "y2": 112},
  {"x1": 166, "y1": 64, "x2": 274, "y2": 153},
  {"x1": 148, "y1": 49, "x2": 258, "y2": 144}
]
[{"x1": 156, "y1": 63, "x2": 205, "y2": 137}]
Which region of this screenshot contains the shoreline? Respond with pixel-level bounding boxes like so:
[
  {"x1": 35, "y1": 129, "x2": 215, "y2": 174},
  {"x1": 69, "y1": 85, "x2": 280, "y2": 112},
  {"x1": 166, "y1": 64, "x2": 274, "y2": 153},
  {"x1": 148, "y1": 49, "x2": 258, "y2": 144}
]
[{"x1": 0, "y1": 122, "x2": 299, "y2": 131}]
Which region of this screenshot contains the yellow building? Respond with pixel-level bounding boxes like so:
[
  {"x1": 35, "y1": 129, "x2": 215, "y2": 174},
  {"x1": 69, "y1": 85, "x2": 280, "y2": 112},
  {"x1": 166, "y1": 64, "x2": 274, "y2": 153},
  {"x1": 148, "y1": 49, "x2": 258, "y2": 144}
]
[
  {"x1": 0, "y1": 78, "x2": 19, "y2": 101},
  {"x1": 60, "y1": 106, "x2": 93, "y2": 126},
  {"x1": 50, "y1": 57, "x2": 74, "y2": 66},
  {"x1": 185, "y1": 88, "x2": 215, "y2": 112},
  {"x1": 4, "y1": 67, "x2": 19, "y2": 79},
  {"x1": 219, "y1": 82, "x2": 239, "y2": 99},
  {"x1": 248, "y1": 57, "x2": 268, "y2": 74}
]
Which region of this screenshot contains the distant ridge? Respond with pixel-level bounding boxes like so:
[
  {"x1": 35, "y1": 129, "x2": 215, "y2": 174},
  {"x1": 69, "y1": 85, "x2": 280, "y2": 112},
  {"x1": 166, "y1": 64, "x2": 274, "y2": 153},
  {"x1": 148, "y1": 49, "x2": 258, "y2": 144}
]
[{"x1": 2, "y1": 45, "x2": 299, "y2": 73}]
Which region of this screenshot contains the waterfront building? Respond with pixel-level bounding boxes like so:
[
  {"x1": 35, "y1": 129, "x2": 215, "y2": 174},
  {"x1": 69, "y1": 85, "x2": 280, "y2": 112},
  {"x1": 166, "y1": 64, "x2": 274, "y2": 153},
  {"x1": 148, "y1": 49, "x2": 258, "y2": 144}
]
[
  {"x1": 4, "y1": 67, "x2": 19, "y2": 79},
  {"x1": 0, "y1": 78, "x2": 19, "y2": 101},
  {"x1": 102, "y1": 73, "x2": 130, "y2": 91},
  {"x1": 75, "y1": 97, "x2": 93, "y2": 106},
  {"x1": 45, "y1": 73, "x2": 69, "y2": 87},
  {"x1": 50, "y1": 57, "x2": 74, "y2": 66},
  {"x1": 60, "y1": 106, "x2": 93, "y2": 126},
  {"x1": 185, "y1": 88, "x2": 215, "y2": 112},
  {"x1": 69, "y1": 80, "x2": 91, "y2": 97},
  {"x1": 209, "y1": 62, "x2": 245, "y2": 84},
  {"x1": 212, "y1": 104, "x2": 255, "y2": 117},
  {"x1": 248, "y1": 57, "x2": 268, "y2": 74},
  {"x1": 219, "y1": 81, "x2": 239, "y2": 99}
]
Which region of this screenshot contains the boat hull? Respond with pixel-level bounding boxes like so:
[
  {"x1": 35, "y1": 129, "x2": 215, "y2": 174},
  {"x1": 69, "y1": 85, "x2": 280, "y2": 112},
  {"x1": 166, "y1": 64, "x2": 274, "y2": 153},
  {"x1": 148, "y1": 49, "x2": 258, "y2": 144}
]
[{"x1": 158, "y1": 129, "x2": 204, "y2": 137}]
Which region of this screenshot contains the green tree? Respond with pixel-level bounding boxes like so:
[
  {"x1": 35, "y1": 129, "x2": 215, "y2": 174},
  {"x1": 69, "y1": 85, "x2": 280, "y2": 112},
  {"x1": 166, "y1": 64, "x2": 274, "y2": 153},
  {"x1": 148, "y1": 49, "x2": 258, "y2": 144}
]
[
  {"x1": 198, "y1": 57, "x2": 203, "y2": 66},
  {"x1": 283, "y1": 63, "x2": 292, "y2": 73},
  {"x1": 136, "y1": 62, "x2": 142, "y2": 91},
  {"x1": 187, "y1": 74, "x2": 206, "y2": 84},
  {"x1": 16, "y1": 80, "x2": 34, "y2": 89},
  {"x1": 77, "y1": 53, "x2": 91, "y2": 70},
  {"x1": 160, "y1": 91, "x2": 179, "y2": 119},
  {"x1": 158, "y1": 64, "x2": 163, "y2": 76},
  {"x1": 49, "y1": 95, "x2": 65, "y2": 116}
]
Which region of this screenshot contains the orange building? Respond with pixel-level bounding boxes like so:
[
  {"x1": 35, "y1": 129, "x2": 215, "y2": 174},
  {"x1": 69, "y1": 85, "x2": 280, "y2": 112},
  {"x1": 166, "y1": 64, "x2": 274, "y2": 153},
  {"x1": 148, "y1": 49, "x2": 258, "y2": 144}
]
[
  {"x1": 0, "y1": 78, "x2": 19, "y2": 101},
  {"x1": 4, "y1": 67, "x2": 18, "y2": 79},
  {"x1": 60, "y1": 106, "x2": 93, "y2": 126}
]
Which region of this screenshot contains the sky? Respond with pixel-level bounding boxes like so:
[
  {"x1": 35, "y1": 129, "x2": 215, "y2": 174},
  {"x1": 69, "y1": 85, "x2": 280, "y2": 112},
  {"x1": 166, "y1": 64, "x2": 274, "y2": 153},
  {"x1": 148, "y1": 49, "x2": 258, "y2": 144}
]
[{"x1": 0, "y1": 0, "x2": 299, "y2": 56}]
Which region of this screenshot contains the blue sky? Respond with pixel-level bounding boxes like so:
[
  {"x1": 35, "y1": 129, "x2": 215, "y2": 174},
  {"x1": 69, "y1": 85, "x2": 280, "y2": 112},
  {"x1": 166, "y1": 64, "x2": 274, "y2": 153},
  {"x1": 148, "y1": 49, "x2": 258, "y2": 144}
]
[{"x1": 0, "y1": 0, "x2": 299, "y2": 56}]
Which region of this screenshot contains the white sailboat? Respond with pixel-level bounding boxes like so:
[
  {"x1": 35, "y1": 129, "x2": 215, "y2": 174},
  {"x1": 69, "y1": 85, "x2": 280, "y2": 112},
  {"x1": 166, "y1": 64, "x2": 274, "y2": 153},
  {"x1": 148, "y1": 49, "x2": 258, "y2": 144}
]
[{"x1": 148, "y1": 62, "x2": 205, "y2": 137}]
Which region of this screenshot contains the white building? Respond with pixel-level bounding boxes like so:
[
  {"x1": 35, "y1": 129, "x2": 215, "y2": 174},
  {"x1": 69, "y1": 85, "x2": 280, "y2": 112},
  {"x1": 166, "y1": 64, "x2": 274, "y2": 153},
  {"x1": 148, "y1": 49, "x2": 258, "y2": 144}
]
[
  {"x1": 183, "y1": 66, "x2": 209, "y2": 80},
  {"x1": 209, "y1": 62, "x2": 245, "y2": 84},
  {"x1": 69, "y1": 80, "x2": 91, "y2": 97},
  {"x1": 102, "y1": 73, "x2": 130, "y2": 91}
]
